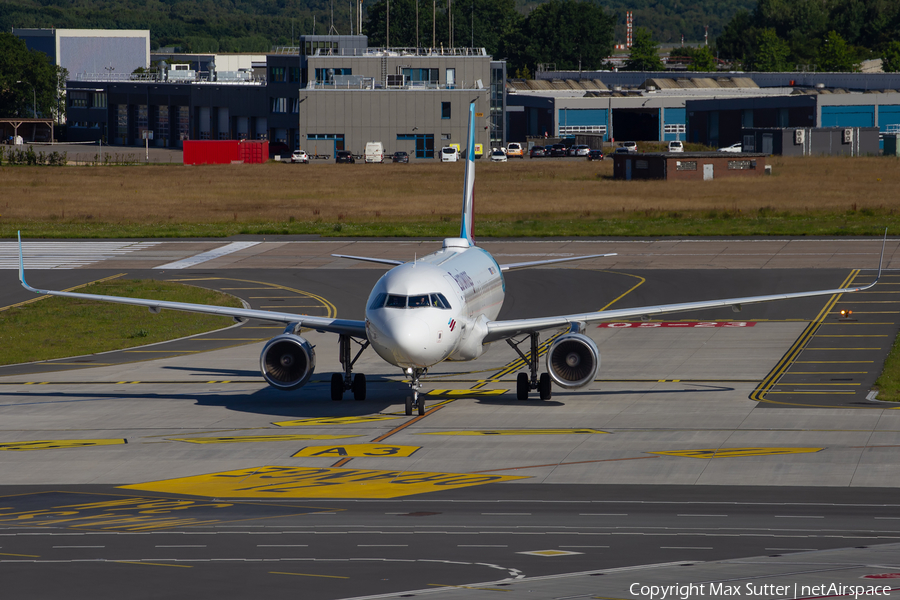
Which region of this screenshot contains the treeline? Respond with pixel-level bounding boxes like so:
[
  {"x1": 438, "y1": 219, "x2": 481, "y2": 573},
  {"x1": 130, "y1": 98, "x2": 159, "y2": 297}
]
[{"x1": 717, "y1": 0, "x2": 900, "y2": 71}]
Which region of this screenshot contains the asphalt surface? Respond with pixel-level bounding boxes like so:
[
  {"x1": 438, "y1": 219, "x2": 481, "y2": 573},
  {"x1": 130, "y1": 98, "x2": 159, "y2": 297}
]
[{"x1": 2, "y1": 238, "x2": 900, "y2": 599}]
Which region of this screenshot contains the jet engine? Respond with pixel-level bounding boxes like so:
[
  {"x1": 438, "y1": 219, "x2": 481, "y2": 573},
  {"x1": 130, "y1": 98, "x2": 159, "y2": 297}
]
[
  {"x1": 259, "y1": 334, "x2": 316, "y2": 390},
  {"x1": 546, "y1": 333, "x2": 600, "y2": 389}
]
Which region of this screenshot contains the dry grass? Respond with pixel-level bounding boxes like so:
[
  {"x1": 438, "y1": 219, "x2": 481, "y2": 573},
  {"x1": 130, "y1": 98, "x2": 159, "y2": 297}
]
[{"x1": 1, "y1": 156, "x2": 899, "y2": 236}]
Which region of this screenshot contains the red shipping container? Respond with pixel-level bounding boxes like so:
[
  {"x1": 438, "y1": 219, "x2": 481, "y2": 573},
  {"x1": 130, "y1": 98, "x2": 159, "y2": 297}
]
[
  {"x1": 238, "y1": 140, "x2": 268, "y2": 164},
  {"x1": 183, "y1": 140, "x2": 269, "y2": 165}
]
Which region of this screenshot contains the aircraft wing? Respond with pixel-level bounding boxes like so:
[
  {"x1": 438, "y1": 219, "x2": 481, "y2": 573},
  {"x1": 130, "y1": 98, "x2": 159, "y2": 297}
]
[
  {"x1": 331, "y1": 254, "x2": 404, "y2": 267},
  {"x1": 498, "y1": 253, "x2": 617, "y2": 271},
  {"x1": 18, "y1": 234, "x2": 367, "y2": 339},
  {"x1": 482, "y1": 276, "x2": 879, "y2": 343}
]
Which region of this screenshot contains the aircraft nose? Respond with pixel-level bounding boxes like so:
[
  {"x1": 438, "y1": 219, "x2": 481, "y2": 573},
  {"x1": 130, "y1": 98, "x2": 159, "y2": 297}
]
[{"x1": 381, "y1": 316, "x2": 434, "y2": 367}]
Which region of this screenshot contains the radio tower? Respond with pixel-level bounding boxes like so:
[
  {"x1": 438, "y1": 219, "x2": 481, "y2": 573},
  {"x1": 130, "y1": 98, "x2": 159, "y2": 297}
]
[{"x1": 626, "y1": 11, "x2": 633, "y2": 48}]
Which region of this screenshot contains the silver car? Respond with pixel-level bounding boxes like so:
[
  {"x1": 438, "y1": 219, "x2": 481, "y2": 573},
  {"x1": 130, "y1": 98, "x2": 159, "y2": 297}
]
[
  {"x1": 567, "y1": 144, "x2": 590, "y2": 157},
  {"x1": 717, "y1": 142, "x2": 742, "y2": 153}
]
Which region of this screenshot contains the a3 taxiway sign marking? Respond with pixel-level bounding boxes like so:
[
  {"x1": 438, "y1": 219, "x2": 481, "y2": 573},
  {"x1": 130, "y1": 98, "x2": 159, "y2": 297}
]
[
  {"x1": 0, "y1": 439, "x2": 127, "y2": 451},
  {"x1": 648, "y1": 447, "x2": 824, "y2": 458},
  {"x1": 167, "y1": 435, "x2": 362, "y2": 444},
  {"x1": 121, "y1": 466, "x2": 528, "y2": 499},
  {"x1": 292, "y1": 444, "x2": 420, "y2": 458},
  {"x1": 417, "y1": 429, "x2": 609, "y2": 436},
  {"x1": 273, "y1": 415, "x2": 401, "y2": 427}
]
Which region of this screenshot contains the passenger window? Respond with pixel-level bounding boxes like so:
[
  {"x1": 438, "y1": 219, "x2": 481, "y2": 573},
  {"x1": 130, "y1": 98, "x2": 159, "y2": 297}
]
[
  {"x1": 368, "y1": 293, "x2": 387, "y2": 309},
  {"x1": 385, "y1": 295, "x2": 407, "y2": 308},
  {"x1": 408, "y1": 295, "x2": 430, "y2": 308}
]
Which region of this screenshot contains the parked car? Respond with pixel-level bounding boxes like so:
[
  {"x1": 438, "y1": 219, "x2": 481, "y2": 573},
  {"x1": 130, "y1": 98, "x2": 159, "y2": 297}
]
[
  {"x1": 391, "y1": 151, "x2": 409, "y2": 163},
  {"x1": 587, "y1": 149, "x2": 604, "y2": 161},
  {"x1": 506, "y1": 142, "x2": 524, "y2": 158},
  {"x1": 529, "y1": 145, "x2": 547, "y2": 158},
  {"x1": 718, "y1": 142, "x2": 743, "y2": 153},
  {"x1": 568, "y1": 144, "x2": 590, "y2": 157},
  {"x1": 619, "y1": 141, "x2": 638, "y2": 153},
  {"x1": 440, "y1": 146, "x2": 459, "y2": 162},
  {"x1": 614, "y1": 147, "x2": 632, "y2": 154},
  {"x1": 668, "y1": 140, "x2": 684, "y2": 153},
  {"x1": 548, "y1": 143, "x2": 568, "y2": 157},
  {"x1": 290, "y1": 150, "x2": 309, "y2": 164},
  {"x1": 365, "y1": 141, "x2": 385, "y2": 163},
  {"x1": 335, "y1": 150, "x2": 355, "y2": 163},
  {"x1": 489, "y1": 148, "x2": 507, "y2": 162}
]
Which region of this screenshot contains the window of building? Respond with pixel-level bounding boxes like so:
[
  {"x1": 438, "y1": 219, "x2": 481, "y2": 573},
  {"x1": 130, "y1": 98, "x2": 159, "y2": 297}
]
[
  {"x1": 741, "y1": 109, "x2": 753, "y2": 128},
  {"x1": 92, "y1": 92, "x2": 107, "y2": 109},
  {"x1": 304, "y1": 40, "x2": 339, "y2": 55},
  {"x1": 116, "y1": 105, "x2": 128, "y2": 140},
  {"x1": 560, "y1": 125, "x2": 606, "y2": 135},
  {"x1": 403, "y1": 68, "x2": 438, "y2": 84},
  {"x1": 308, "y1": 133, "x2": 345, "y2": 152},
  {"x1": 289, "y1": 67, "x2": 301, "y2": 82},
  {"x1": 177, "y1": 106, "x2": 190, "y2": 141},
  {"x1": 271, "y1": 67, "x2": 286, "y2": 82},
  {"x1": 446, "y1": 68, "x2": 455, "y2": 87},
  {"x1": 291, "y1": 98, "x2": 300, "y2": 113},
  {"x1": 314, "y1": 68, "x2": 351, "y2": 84},
  {"x1": 69, "y1": 91, "x2": 88, "y2": 108},
  {"x1": 676, "y1": 161, "x2": 697, "y2": 171},
  {"x1": 156, "y1": 105, "x2": 169, "y2": 142},
  {"x1": 271, "y1": 98, "x2": 288, "y2": 113},
  {"x1": 134, "y1": 104, "x2": 148, "y2": 140},
  {"x1": 441, "y1": 133, "x2": 451, "y2": 140},
  {"x1": 636, "y1": 160, "x2": 649, "y2": 170},
  {"x1": 397, "y1": 133, "x2": 434, "y2": 158},
  {"x1": 441, "y1": 102, "x2": 451, "y2": 119}
]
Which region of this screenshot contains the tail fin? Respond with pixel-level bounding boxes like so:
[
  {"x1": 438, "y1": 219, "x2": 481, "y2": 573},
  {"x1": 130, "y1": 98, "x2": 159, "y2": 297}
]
[{"x1": 460, "y1": 99, "x2": 477, "y2": 245}]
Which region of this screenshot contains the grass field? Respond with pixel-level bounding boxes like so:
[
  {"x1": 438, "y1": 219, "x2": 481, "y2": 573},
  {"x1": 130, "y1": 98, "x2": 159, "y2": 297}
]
[
  {"x1": 0, "y1": 279, "x2": 242, "y2": 365},
  {"x1": 1, "y1": 155, "x2": 898, "y2": 238}
]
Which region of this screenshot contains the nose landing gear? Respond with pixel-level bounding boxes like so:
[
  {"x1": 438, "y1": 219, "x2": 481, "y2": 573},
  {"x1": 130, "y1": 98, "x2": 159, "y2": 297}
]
[{"x1": 404, "y1": 367, "x2": 427, "y2": 415}]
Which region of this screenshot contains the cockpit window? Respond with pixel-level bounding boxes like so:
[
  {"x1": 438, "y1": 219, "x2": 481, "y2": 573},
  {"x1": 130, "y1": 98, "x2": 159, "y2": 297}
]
[
  {"x1": 430, "y1": 293, "x2": 451, "y2": 309},
  {"x1": 408, "y1": 295, "x2": 430, "y2": 308},
  {"x1": 385, "y1": 295, "x2": 407, "y2": 308},
  {"x1": 368, "y1": 293, "x2": 387, "y2": 310}
]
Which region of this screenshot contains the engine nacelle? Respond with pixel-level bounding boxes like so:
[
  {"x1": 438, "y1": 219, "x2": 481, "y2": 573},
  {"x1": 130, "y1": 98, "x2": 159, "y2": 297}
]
[
  {"x1": 546, "y1": 333, "x2": 600, "y2": 389},
  {"x1": 259, "y1": 334, "x2": 316, "y2": 390}
]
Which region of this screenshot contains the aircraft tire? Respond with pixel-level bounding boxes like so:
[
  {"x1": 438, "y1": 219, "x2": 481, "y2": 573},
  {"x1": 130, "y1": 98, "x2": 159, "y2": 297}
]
[
  {"x1": 405, "y1": 396, "x2": 413, "y2": 415},
  {"x1": 330, "y1": 373, "x2": 344, "y2": 401},
  {"x1": 418, "y1": 395, "x2": 426, "y2": 415},
  {"x1": 352, "y1": 373, "x2": 367, "y2": 401},
  {"x1": 516, "y1": 373, "x2": 529, "y2": 400},
  {"x1": 539, "y1": 373, "x2": 552, "y2": 400}
]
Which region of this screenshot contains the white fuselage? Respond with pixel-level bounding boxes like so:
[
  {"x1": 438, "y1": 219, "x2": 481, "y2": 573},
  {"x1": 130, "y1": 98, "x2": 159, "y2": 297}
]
[{"x1": 365, "y1": 239, "x2": 505, "y2": 369}]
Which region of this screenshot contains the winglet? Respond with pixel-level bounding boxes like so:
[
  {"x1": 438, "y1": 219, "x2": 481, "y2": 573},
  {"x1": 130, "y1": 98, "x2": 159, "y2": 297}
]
[
  {"x1": 875, "y1": 227, "x2": 887, "y2": 283},
  {"x1": 459, "y1": 99, "x2": 477, "y2": 246},
  {"x1": 18, "y1": 231, "x2": 39, "y2": 294}
]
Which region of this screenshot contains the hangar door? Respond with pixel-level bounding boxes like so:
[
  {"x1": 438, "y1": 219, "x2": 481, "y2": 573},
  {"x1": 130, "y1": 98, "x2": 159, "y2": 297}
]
[
  {"x1": 821, "y1": 106, "x2": 875, "y2": 128},
  {"x1": 612, "y1": 108, "x2": 659, "y2": 141}
]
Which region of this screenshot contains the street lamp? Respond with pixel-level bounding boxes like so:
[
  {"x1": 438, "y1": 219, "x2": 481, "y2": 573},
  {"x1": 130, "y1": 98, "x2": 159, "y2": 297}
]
[{"x1": 15, "y1": 80, "x2": 36, "y2": 117}]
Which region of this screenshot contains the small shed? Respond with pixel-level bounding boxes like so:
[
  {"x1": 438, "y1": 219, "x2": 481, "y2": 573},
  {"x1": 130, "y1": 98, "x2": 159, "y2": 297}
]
[{"x1": 612, "y1": 152, "x2": 767, "y2": 181}]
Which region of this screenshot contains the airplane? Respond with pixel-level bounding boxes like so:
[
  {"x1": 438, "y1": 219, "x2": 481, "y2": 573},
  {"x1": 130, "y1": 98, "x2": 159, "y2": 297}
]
[{"x1": 18, "y1": 101, "x2": 886, "y2": 416}]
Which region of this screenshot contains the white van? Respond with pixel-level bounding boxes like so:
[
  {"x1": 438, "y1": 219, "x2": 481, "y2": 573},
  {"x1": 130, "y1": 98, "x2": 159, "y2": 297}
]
[
  {"x1": 668, "y1": 140, "x2": 684, "y2": 153},
  {"x1": 365, "y1": 141, "x2": 385, "y2": 163},
  {"x1": 440, "y1": 146, "x2": 459, "y2": 162}
]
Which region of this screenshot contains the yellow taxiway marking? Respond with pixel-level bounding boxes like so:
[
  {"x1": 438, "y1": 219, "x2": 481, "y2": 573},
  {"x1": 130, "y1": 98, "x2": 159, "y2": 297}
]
[
  {"x1": 803, "y1": 348, "x2": 883, "y2": 350},
  {"x1": 767, "y1": 391, "x2": 855, "y2": 395},
  {"x1": 648, "y1": 447, "x2": 824, "y2": 458},
  {"x1": 273, "y1": 415, "x2": 402, "y2": 427},
  {"x1": 773, "y1": 382, "x2": 861, "y2": 386},
  {"x1": 190, "y1": 338, "x2": 268, "y2": 342},
  {"x1": 169, "y1": 435, "x2": 362, "y2": 444},
  {"x1": 817, "y1": 335, "x2": 889, "y2": 337},
  {"x1": 0, "y1": 273, "x2": 126, "y2": 312},
  {"x1": 0, "y1": 552, "x2": 39, "y2": 557},
  {"x1": 417, "y1": 429, "x2": 608, "y2": 436},
  {"x1": 785, "y1": 372, "x2": 867, "y2": 374},
  {"x1": 0, "y1": 439, "x2": 126, "y2": 451},
  {"x1": 519, "y1": 549, "x2": 583, "y2": 556},
  {"x1": 293, "y1": 444, "x2": 420, "y2": 458},
  {"x1": 114, "y1": 561, "x2": 192, "y2": 568},
  {"x1": 795, "y1": 361, "x2": 874, "y2": 363},
  {"x1": 260, "y1": 305, "x2": 323, "y2": 309},
  {"x1": 425, "y1": 389, "x2": 508, "y2": 396},
  {"x1": 271, "y1": 572, "x2": 349, "y2": 579},
  {"x1": 121, "y1": 466, "x2": 528, "y2": 499},
  {"x1": 124, "y1": 350, "x2": 202, "y2": 353}
]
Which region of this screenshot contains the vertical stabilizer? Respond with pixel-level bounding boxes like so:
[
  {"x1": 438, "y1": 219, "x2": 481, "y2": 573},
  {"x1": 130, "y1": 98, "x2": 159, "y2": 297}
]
[{"x1": 459, "y1": 99, "x2": 477, "y2": 245}]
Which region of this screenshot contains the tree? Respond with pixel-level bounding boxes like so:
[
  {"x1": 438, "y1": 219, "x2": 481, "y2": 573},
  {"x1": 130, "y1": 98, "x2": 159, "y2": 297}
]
[
  {"x1": 0, "y1": 32, "x2": 58, "y2": 119},
  {"x1": 688, "y1": 45, "x2": 718, "y2": 72},
  {"x1": 716, "y1": 10, "x2": 755, "y2": 63},
  {"x1": 817, "y1": 30, "x2": 859, "y2": 72},
  {"x1": 522, "y1": 0, "x2": 615, "y2": 72},
  {"x1": 623, "y1": 27, "x2": 663, "y2": 71},
  {"x1": 749, "y1": 28, "x2": 790, "y2": 71},
  {"x1": 882, "y1": 41, "x2": 900, "y2": 73}
]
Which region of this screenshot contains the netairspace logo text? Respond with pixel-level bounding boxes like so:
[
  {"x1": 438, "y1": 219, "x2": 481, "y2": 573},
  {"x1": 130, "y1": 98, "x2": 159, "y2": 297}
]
[{"x1": 629, "y1": 582, "x2": 894, "y2": 600}]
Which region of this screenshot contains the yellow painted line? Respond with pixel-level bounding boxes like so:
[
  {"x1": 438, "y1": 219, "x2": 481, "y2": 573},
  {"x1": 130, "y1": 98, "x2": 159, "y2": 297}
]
[
  {"x1": 0, "y1": 552, "x2": 39, "y2": 557},
  {"x1": 169, "y1": 435, "x2": 362, "y2": 444},
  {"x1": 417, "y1": 429, "x2": 608, "y2": 436},
  {"x1": 123, "y1": 350, "x2": 202, "y2": 353},
  {"x1": 249, "y1": 296, "x2": 318, "y2": 299},
  {"x1": 821, "y1": 322, "x2": 896, "y2": 325},
  {"x1": 836, "y1": 301, "x2": 900, "y2": 303},
  {"x1": 121, "y1": 466, "x2": 528, "y2": 499},
  {"x1": 271, "y1": 572, "x2": 349, "y2": 579},
  {"x1": 273, "y1": 415, "x2": 401, "y2": 427},
  {"x1": 114, "y1": 561, "x2": 192, "y2": 568},
  {"x1": 784, "y1": 372, "x2": 867, "y2": 374},
  {"x1": 767, "y1": 391, "x2": 856, "y2": 395},
  {"x1": 831, "y1": 311, "x2": 900, "y2": 314},
  {"x1": 648, "y1": 448, "x2": 823, "y2": 458},
  {"x1": 0, "y1": 439, "x2": 127, "y2": 451},
  {"x1": 817, "y1": 335, "x2": 889, "y2": 337},
  {"x1": 243, "y1": 326, "x2": 283, "y2": 329},
  {"x1": 520, "y1": 550, "x2": 582, "y2": 556},
  {"x1": 772, "y1": 382, "x2": 860, "y2": 386},
  {"x1": 221, "y1": 287, "x2": 281, "y2": 290},
  {"x1": 293, "y1": 444, "x2": 420, "y2": 458},
  {"x1": 803, "y1": 347, "x2": 883, "y2": 350},
  {"x1": 0, "y1": 273, "x2": 126, "y2": 312},
  {"x1": 425, "y1": 389, "x2": 508, "y2": 396},
  {"x1": 260, "y1": 305, "x2": 324, "y2": 309},
  {"x1": 794, "y1": 361, "x2": 874, "y2": 363}
]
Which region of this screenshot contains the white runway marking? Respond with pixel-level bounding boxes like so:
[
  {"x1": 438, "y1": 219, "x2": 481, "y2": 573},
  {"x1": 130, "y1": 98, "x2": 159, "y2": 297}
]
[
  {"x1": 154, "y1": 241, "x2": 260, "y2": 269},
  {"x1": 0, "y1": 241, "x2": 160, "y2": 269}
]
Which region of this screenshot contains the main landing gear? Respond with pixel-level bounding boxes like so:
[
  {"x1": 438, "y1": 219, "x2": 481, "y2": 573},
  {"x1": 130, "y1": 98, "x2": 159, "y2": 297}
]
[
  {"x1": 404, "y1": 367, "x2": 427, "y2": 416},
  {"x1": 331, "y1": 335, "x2": 370, "y2": 401},
  {"x1": 507, "y1": 332, "x2": 552, "y2": 401}
]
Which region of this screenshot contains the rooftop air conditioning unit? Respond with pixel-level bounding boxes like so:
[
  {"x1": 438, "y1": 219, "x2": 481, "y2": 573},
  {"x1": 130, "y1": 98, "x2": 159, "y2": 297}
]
[
  {"x1": 794, "y1": 129, "x2": 805, "y2": 144},
  {"x1": 843, "y1": 128, "x2": 853, "y2": 143}
]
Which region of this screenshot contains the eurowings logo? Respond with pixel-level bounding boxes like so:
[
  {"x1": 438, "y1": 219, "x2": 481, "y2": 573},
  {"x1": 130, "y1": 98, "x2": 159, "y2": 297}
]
[{"x1": 448, "y1": 319, "x2": 457, "y2": 332}]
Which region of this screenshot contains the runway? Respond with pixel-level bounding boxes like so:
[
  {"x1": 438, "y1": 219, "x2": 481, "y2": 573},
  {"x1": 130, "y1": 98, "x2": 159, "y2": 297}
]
[{"x1": 1, "y1": 237, "x2": 900, "y2": 599}]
